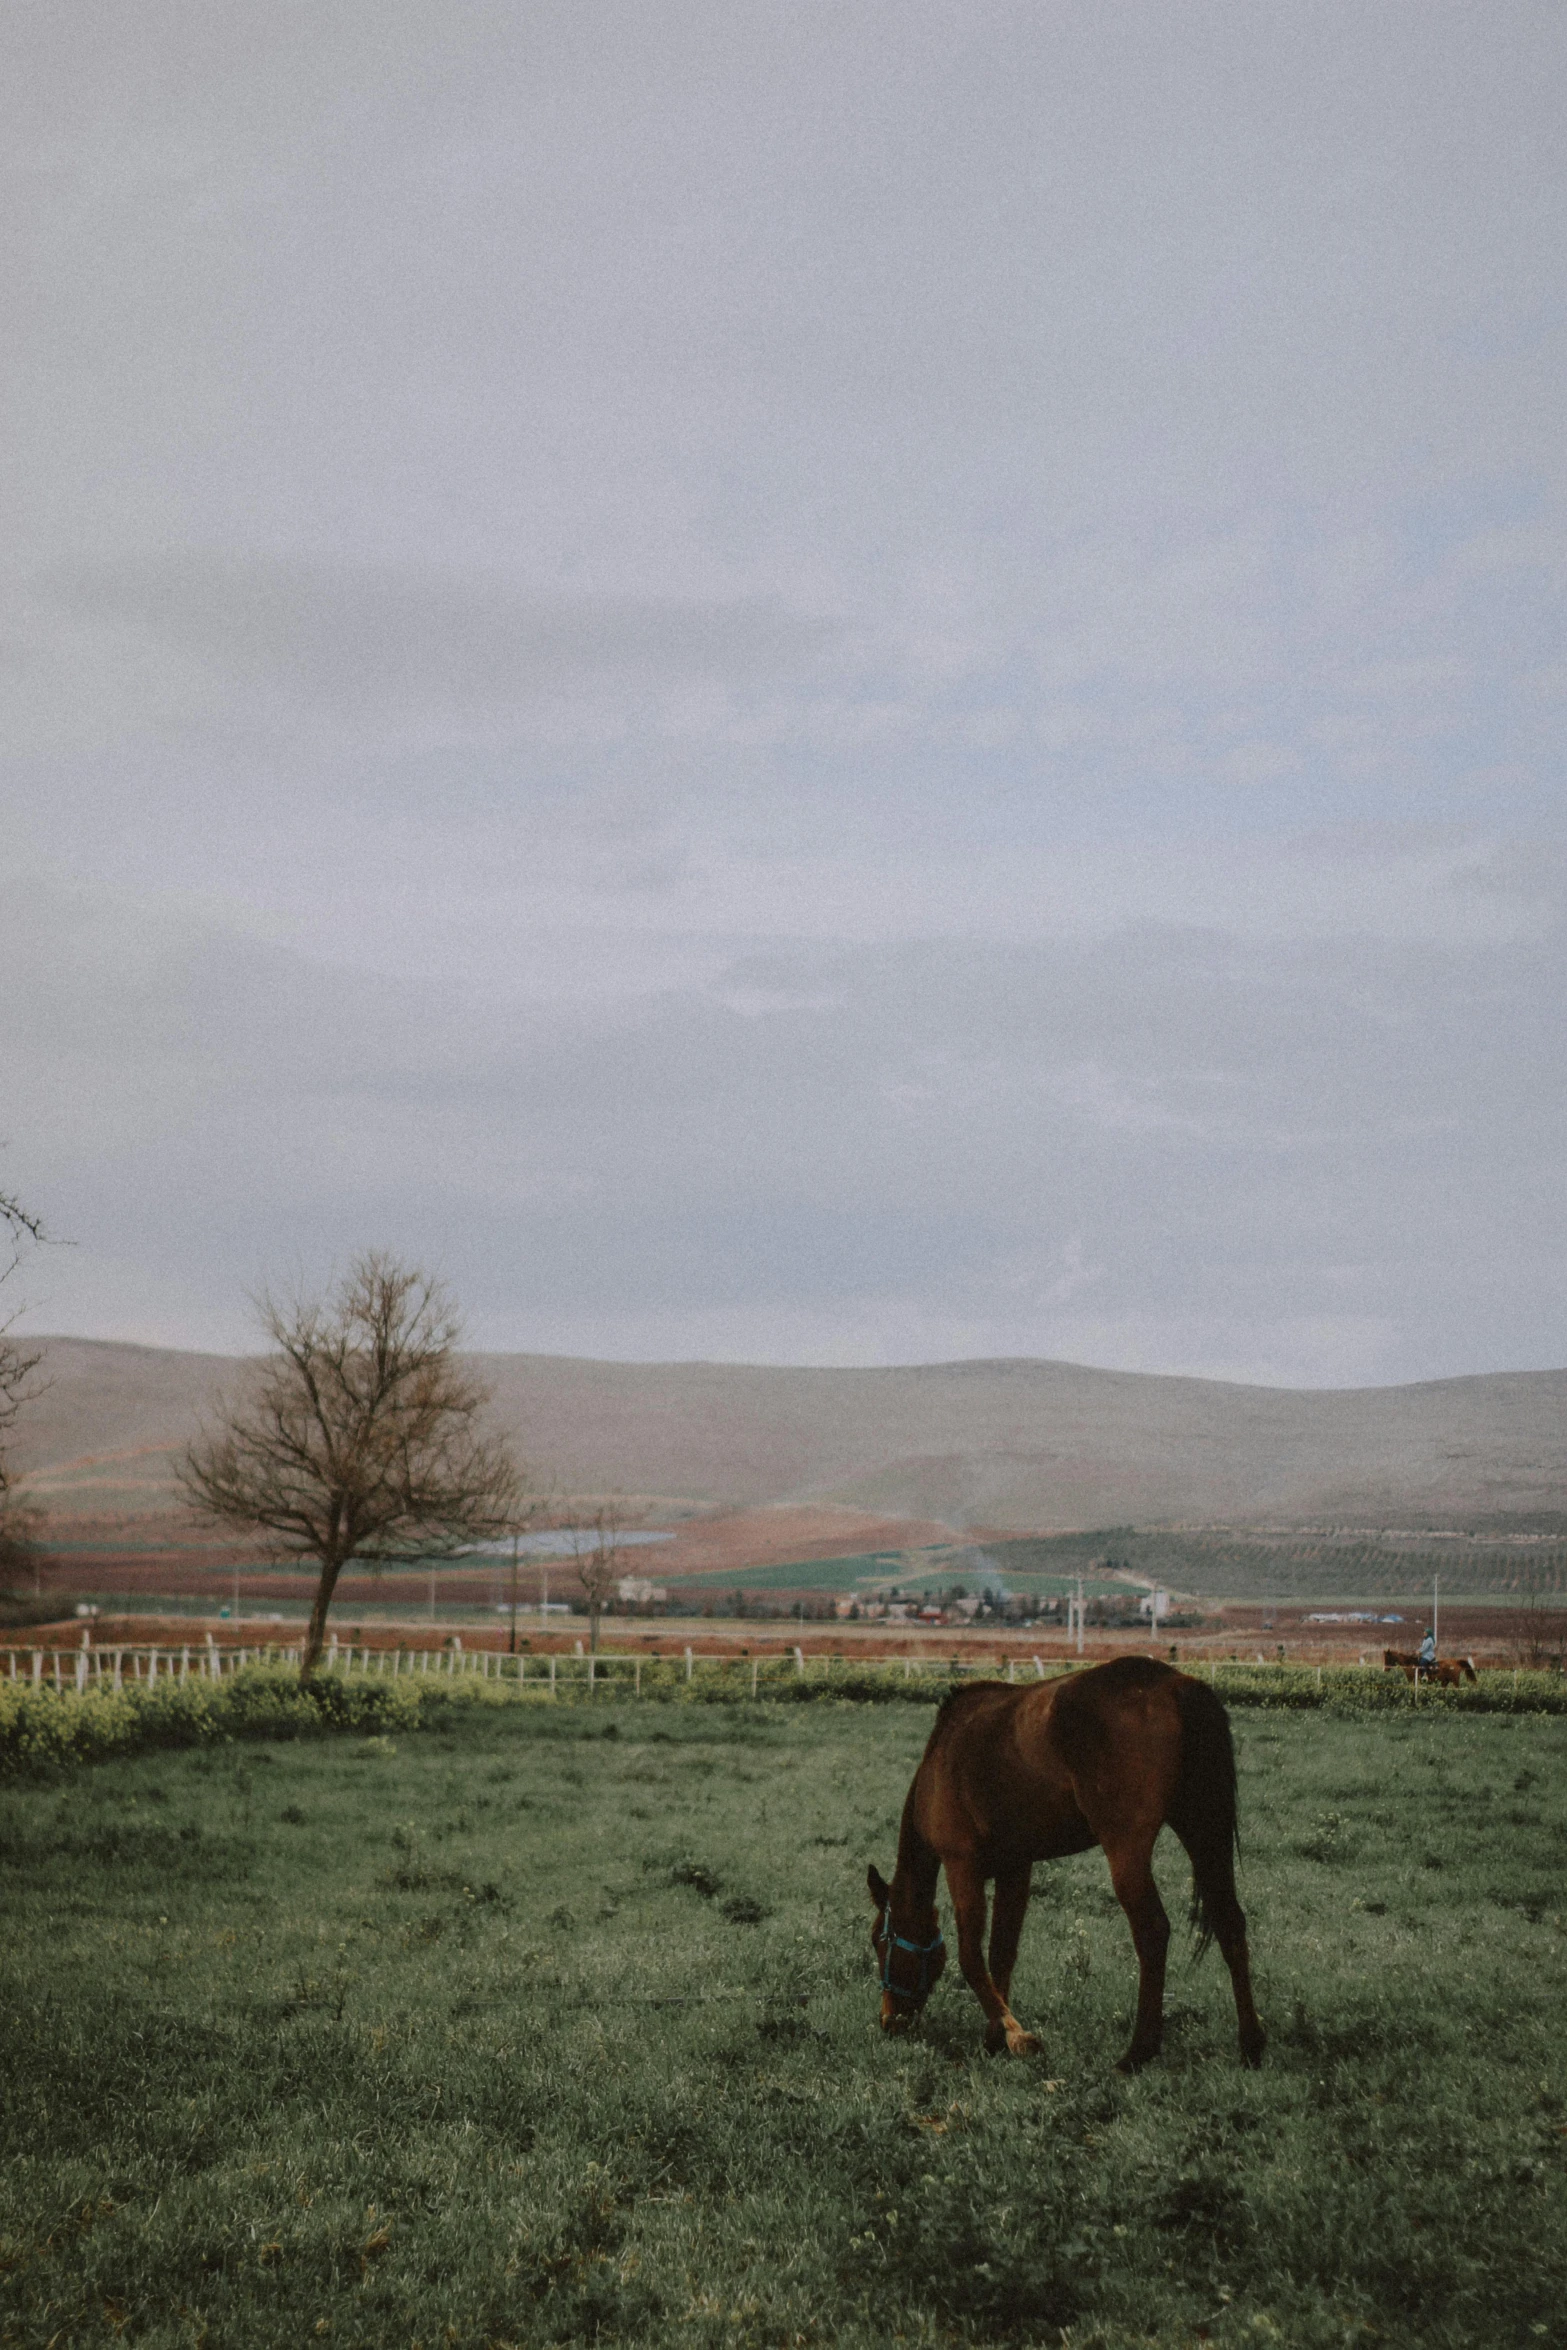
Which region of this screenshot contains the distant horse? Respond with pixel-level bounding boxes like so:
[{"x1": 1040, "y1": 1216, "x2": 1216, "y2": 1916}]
[
  {"x1": 1383, "y1": 1649, "x2": 1478, "y2": 1686},
  {"x1": 867, "y1": 1656, "x2": 1265, "y2": 2073}
]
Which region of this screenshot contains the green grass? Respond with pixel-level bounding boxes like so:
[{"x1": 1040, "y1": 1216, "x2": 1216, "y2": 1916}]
[
  {"x1": 4, "y1": 1701, "x2": 1566, "y2": 2350},
  {"x1": 5, "y1": 1656, "x2": 1565, "y2": 1785}
]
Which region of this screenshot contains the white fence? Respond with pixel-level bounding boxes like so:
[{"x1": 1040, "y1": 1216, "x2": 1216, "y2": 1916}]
[{"x1": 2, "y1": 1637, "x2": 1068, "y2": 1698}]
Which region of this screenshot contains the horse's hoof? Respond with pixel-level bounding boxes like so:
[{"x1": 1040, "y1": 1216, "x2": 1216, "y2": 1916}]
[
  {"x1": 1114, "y1": 2044, "x2": 1159, "y2": 2075},
  {"x1": 1006, "y1": 2029, "x2": 1042, "y2": 2058},
  {"x1": 1240, "y1": 2031, "x2": 1267, "y2": 2070},
  {"x1": 984, "y1": 2021, "x2": 1008, "y2": 2056}
]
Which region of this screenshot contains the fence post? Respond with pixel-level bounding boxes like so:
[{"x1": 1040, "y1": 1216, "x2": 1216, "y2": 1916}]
[
  {"x1": 635, "y1": 1658, "x2": 642, "y2": 1698},
  {"x1": 1034, "y1": 1656, "x2": 1044, "y2": 1678},
  {"x1": 684, "y1": 1646, "x2": 693, "y2": 1682},
  {"x1": 52, "y1": 1651, "x2": 62, "y2": 1690},
  {"x1": 751, "y1": 1658, "x2": 759, "y2": 1699},
  {"x1": 1006, "y1": 1657, "x2": 1015, "y2": 1684},
  {"x1": 76, "y1": 1648, "x2": 88, "y2": 1692},
  {"x1": 794, "y1": 1646, "x2": 804, "y2": 1678},
  {"x1": 33, "y1": 1649, "x2": 42, "y2": 1684},
  {"x1": 6, "y1": 1649, "x2": 13, "y2": 1681},
  {"x1": 588, "y1": 1655, "x2": 595, "y2": 1696},
  {"x1": 549, "y1": 1654, "x2": 557, "y2": 1696}
]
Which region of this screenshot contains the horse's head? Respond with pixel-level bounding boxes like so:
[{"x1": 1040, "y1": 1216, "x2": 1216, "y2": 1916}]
[{"x1": 867, "y1": 1863, "x2": 945, "y2": 2033}]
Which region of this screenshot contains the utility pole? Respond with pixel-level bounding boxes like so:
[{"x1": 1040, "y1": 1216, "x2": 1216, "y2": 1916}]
[
  {"x1": 509, "y1": 1531, "x2": 520, "y2": 1655},
  {"x1": 1433, "y1": 1574, "x2": 1440, "y2": 1655}
]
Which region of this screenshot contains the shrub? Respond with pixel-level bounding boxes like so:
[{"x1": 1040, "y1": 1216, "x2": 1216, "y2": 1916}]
[
  {"x1": 0, "y1": 1664, "x2": 423, "y2": 1776},
  {"x1": 3, "y1": 1649, "x2": 1562, "y2": 1778}
]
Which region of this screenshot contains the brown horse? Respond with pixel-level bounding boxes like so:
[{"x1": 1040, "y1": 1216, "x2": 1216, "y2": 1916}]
[
  {"x1": 1382, "y1": 1649, "x2": 1478, "y2": 1686},
  {"x1": 867, "y1": 1655, "x2": 1265, "y2": 2073}
]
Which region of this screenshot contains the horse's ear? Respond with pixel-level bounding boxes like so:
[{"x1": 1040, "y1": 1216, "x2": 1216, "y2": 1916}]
[{"x1": 867, "y1": 1864, "x2": 890, "y2": 1907}]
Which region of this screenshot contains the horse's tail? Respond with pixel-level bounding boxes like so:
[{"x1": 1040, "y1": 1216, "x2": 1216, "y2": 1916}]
[
  {"x1": 1169, "y1": 1675, "x2": 1241, "y2": 1960},
  {"x1": 1462, "y1": 1656, "x2": 1478, "y2": 1683}
]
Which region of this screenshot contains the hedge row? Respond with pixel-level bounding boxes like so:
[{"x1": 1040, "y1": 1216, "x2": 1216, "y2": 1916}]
[
  {"x1": 0, "y1": 1668, "x2": 424, "y2": 1774},
  {"x1": 1188, "y1": 1661, "x2": 1567, "y2": 1715},
  {"x1": 4, "y1": 1656, "x2": 1565, "y2": 1775}
]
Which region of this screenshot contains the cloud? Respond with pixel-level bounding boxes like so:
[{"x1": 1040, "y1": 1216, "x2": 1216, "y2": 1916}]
[
  {"x1": 6, "y1": 871, "x2": 1567, "y2": 1382},
  {"x1": 41, "y1": 557, "x2": 844, "y2": 712},
  {"x1": 2, "y1": 4, "x2": 1563, "y2": 1378}
]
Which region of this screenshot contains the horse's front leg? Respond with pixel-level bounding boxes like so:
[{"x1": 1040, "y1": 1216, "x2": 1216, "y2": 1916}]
[
  {"x1": 986, "y1": 1862, "x2": 1041, "y2": 2059},
  {"x1": 945, "y1": 1855, "x2": 1040, "y2": 2057},
  {"x1": 1103, "y1": 1834, "x2": 1170, "y2": 2073}
]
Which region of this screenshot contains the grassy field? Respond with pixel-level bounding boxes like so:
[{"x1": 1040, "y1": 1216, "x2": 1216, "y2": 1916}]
[{"x1": 4, "y1": 1694, "x2": 1566, "y2": 2350}]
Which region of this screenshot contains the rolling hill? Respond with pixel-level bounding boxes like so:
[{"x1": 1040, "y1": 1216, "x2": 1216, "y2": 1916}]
[{"x1": 10, "y1": 1338, "x2": 1567, "y2": 1541}]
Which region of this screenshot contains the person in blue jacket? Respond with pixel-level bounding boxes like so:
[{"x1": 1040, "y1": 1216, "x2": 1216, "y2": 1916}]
[{"x1": 1417, "y1": 1626, "x2": 1436, "y2": 1668}]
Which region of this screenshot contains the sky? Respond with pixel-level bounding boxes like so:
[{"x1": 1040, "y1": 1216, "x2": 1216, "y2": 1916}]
[{"x1": 3, "y1": 0, "x2": 1565, "y2": 1386}]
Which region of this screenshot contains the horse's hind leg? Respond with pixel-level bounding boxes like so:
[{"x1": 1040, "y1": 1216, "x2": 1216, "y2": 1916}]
[
  {"x1": 945, "y1": 1855, "x2": 1040, "y2": 2057},
  {"x1": 1103, "y1": 1834, "x2": 1170, "y2": 2074},
  {"x1": 1211, "y1": 1893, "x2": 1265, "y2": 2068},
  {"x1": 1174, "y1": 1826, "x2": 1265, "y2": 2068}
]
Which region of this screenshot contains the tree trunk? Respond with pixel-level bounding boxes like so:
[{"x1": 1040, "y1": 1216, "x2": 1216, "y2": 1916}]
[
  {"x1": 589, "y1": 1601, "x2": 601, "y2": 1654},
  {"x1": 301, "y1": 1555, "x2": 346, "y2": 1683}
]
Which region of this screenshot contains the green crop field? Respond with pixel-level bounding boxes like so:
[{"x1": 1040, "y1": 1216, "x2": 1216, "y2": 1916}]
[
  {"x1": 681, "y1": 1529, "x2": 1567, "y2": 1608},
  {"x1": 963, "y1": 1530, "x2": 1567, "y2": 1606},
  {"x1": 4, "y1": 1689, "x2": 1566, "y2": 2349}
]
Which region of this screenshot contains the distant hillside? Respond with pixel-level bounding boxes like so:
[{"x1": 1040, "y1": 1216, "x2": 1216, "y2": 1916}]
[{"x1": 11, "y1": 1338, "x2": 1567, "y2": 1535}]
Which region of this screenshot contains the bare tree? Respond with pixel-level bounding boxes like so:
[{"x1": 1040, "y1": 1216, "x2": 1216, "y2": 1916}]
[
  {"x1": 568, "y1": 1502, "x2": 624, "y2": 1655},
  {"x1": 0, "y1": 1187, "x2": 46, "y2": 1501},
  {"x1": 180, "y1": 1253, "x2": 525, "y2": 1681}
]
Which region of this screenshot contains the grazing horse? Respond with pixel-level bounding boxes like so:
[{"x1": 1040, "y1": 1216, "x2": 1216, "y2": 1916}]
[
  {"x1": 1382, "y1": 1649, "x2": 1477, "y2": 1687},
  {"x1": 867, "y1": 1655, "x2": 1265, "y2": 2073}
]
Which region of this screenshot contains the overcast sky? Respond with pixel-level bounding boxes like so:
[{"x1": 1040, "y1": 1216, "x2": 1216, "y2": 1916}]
[{"x1": 4, "y1": 1, "x2": 1565, "y2": 1384}]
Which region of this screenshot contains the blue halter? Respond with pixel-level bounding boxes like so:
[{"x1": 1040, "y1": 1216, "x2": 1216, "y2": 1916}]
[{"x1": 879, "y1": 1899, "x2": 945, "y2": 2001}]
